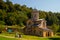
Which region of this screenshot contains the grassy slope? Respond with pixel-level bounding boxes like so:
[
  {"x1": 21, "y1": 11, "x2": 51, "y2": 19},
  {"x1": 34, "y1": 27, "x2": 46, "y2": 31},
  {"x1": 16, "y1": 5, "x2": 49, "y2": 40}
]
[
  {"x1": 0, "y1": 33, "x2": 60, "y2": 40},
  {"x1": 0, "y1": 35, "x2": 60, "y2": 40},
  {"x1": 0, "y1": 32, "x2": 49, "y2": 40},
  {"x1": 21, "y1": 35, "x2": 49, "y2": 40},
  {"x1": 0, "y1": 34, "x2": 49, "y2": 40},
  {"x1": 0, "y1": 36, "x2": 17, "y2": 40}
]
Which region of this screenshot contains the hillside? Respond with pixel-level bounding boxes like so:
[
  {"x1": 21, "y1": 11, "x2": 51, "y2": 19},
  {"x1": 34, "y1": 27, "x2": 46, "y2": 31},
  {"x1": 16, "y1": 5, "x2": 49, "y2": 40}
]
[{"x1": 0, "y1": 0, "x2": 60, "y2": 33}]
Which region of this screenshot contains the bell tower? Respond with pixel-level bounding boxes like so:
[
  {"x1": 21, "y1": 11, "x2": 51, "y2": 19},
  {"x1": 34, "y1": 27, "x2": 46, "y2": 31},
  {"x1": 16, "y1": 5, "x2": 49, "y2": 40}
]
[{"x1": 31, "y1": 9, "x2": 39, "y2": 21}]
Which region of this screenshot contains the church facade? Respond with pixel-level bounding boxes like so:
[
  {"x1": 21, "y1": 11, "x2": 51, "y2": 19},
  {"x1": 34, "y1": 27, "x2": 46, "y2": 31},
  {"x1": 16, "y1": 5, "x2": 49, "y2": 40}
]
[{"x1": 23, "y1": 9, "x2": 53, "y2": 37}]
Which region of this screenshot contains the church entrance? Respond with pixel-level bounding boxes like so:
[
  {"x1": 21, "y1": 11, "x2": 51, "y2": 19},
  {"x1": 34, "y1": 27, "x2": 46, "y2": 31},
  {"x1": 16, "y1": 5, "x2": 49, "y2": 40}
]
[{"x1": 46, "y1": 32, "x2": 50, "y2": 37}]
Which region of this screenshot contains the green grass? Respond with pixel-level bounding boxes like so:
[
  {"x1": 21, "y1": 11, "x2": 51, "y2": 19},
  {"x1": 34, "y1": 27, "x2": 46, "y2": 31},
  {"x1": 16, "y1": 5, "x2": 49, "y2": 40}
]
[
  {"x1": 0, "y1": 36, "x2": 17, "y2": 40},
  {"x1": 0, "y1": 33, "x2": 60, "y2": 40},
  {"x1": 0, "y1": 35, "x2": 60, "y2": 40},
  {"x1": 0, "y1": 34, "x2": 49, "y2": 40},
  {"x1": 0, "y1": 32, "x2": 15, "y2": 37},
  {"x1": 0, "y1": 33, "x2": 49, "y2": 40},
  {"x1": 21, "y1": 35, "x2": 49, "y2": 40}
]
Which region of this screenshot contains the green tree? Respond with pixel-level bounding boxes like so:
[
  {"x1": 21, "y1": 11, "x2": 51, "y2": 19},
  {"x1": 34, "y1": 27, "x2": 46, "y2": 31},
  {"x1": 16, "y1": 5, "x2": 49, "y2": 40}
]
[{"x1": 50, "y1": 24, "x2": 59, "y2": 33}]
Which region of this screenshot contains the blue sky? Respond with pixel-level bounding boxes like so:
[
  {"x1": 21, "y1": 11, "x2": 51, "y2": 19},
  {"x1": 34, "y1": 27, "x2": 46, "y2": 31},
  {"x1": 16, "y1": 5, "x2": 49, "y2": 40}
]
[{"x1": 4, "y1": 0, "x2": 60, "y2": 12}]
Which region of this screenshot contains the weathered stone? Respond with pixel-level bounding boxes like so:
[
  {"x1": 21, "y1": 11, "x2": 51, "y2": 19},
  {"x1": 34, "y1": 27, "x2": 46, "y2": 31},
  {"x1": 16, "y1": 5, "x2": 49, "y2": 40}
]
[{"x1": 23, "y1": 9, "x2": 54, "y2": 37}]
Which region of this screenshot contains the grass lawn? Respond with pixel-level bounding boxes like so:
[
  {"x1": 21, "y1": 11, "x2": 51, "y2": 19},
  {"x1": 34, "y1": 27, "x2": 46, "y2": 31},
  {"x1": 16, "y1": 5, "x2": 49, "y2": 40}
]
[
  {"x1": 0, "y1": 33, "x2": 60, "y2": 40},
  {"x1": 0, "y1": 32, "x2": 49, "y2": 40},
  {"x1": 0, "y1": 36, "x2": 17, "y2": 40},
  {"x1": 0, "y1": 35, "x2": 49, "y2": 40},
  {"x1": 21, "y1": 35, "x2": 49, "y2": 40}
]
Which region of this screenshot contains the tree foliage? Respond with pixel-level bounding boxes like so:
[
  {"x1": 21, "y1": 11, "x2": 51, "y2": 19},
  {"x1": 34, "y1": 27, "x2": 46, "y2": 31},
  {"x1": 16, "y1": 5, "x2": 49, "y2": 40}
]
[{"x1": 0, "y1": 0, "x2": 60, "y2": 32}]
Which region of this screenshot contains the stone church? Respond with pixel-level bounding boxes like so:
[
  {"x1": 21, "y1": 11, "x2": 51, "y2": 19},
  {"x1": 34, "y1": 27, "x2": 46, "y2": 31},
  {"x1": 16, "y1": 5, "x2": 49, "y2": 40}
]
[{"x1": 23, "y1": 9, "x2": 53, "y2": 37}]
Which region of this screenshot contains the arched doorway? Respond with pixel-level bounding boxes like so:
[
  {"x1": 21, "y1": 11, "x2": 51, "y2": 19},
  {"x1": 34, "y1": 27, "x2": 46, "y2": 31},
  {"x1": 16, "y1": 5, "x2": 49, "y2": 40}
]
[{"x1": 46, "y1": 32, "x2": 50, "y2": 37}]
